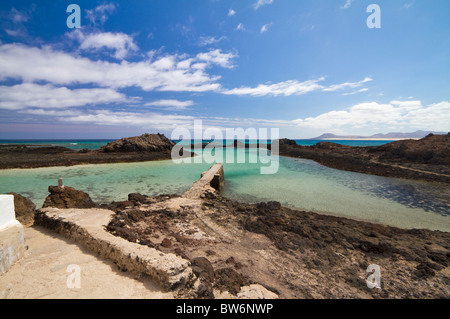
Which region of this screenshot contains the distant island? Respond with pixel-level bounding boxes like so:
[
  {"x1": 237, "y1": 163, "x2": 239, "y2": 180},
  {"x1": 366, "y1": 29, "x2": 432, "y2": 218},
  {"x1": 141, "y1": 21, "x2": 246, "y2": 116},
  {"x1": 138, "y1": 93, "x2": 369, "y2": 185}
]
[{"x1": 311, "y1": 130, "x2": 447, "y2": 141}]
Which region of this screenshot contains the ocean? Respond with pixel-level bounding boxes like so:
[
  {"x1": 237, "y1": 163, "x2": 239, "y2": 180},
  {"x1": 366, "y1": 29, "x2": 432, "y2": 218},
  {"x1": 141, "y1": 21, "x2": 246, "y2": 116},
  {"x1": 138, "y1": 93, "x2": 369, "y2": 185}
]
[
  {"x1": 0, "y1": 139, "x2": 114, "y2": 150},
  {"x1": 0, "y1": 139, "x2": 396, "y2": 150}
]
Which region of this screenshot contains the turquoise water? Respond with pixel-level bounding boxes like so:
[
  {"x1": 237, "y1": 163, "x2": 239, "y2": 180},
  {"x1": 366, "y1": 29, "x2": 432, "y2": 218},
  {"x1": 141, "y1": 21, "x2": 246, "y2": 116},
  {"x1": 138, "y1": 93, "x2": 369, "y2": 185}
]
[
  {"x1": 0, "y1": 139, "x2": 394, "y2": 151},
  {"x1": 0, "y1": 140, "x2": 114, "y2": 150},
  {"x1": 0, "y1": 148, "x2": 448, "y2": 232}
]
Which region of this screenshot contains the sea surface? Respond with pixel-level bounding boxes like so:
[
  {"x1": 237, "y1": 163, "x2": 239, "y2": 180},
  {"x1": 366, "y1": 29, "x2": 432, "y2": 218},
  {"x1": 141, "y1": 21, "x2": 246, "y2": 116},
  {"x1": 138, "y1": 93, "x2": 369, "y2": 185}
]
[
  {"x1": 0, "y1": 139, "x2": 114, "y2": 150},
  {"x1": 0, "y1": 141, "x2": 448, "y2": 232},
  {"x1": 0, "y1": 139, "x2": 395, "y2": 150}
]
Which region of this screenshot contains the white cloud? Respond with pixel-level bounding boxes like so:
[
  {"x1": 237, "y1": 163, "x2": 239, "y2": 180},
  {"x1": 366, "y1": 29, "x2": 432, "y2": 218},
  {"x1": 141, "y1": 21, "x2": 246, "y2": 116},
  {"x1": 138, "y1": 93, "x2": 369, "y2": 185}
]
[
  {"x1": 254, "y1": 0, "x2": 274, "y2": 10},
  {"x1": 342, "y1": 88, "x2": 369, "y2": 96},
  {"x1": 0, "y1": 43, "x2": 235, "y2": 93},
  {"x1": 5, "y1": 29, "x2": 26, "y2": 37},
  {"x1": 223, "y1": 77, "x2": 373, "y2": 97},
  {"x1": 9, "y1": 8, "x2": 29, "y2": 24},
  {"x1": 20, "y1": 109, "x2": 83, "y2": 117},
  {"x1": 228, "y1": 9, "x2": 236, "y2": 17},
  {"x1": 235, "y1": 23, "x2": 246, "y2": 31},
  {"x1": 260, "y1": 23, "x2": 273, "y2": 33},
  {"x1": 322, "y1": 77, "x2": 372, "y2": 92},
  {"x1": 198, "y1": 35, "x2": 227, "y2": 47},
  {"x1": 5, "y1": 8, "x2": 30, "y2": 37},
  {"x1": 222, "y1": 78, "x2": 325, "y2": 97},
  {"x1": 144, "y1": 99, "x2": 194, "y2": 111},
  {"x1": 60, "y1": 109, "x2": 196, "y2": 130},
  {"x1": 0, "y1": 83, "x2": 132, "y2": 110},
  {"x1": 71, "y1": 30, "x2": 139, "y2": 60},
  {"x1": 341, "y1": 0, "x2": 355, "y2": 9},
  {"x1": 86, "y1": 3, "x2": 117, "y2": 26},
  {"x1": 196, "y1": 49, "x2": 237, "y2": 69},
  {"x1": 294, "y1": 100, "x2": 450, "y2": 132}
]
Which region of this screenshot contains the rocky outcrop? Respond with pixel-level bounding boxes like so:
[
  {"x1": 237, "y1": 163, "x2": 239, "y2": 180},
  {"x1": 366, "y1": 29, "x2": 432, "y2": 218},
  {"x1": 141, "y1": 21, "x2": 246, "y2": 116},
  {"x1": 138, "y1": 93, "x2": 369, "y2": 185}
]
[
  {"x1": 42, "y1": 186, "x2": 97, "y2": 209},
  {"x1": 275, "y1": 138, "x2": 297, "y2": 146},
  {"x1": 100, "y1": 133, "x2": 175, "y2": 153},
  {"x1": 277, "y1": 134, "x2": 450, "y2": 183},
  {"x1": 371, "y1": 133, "x2": 450, "y2": 165},
  {"x1": 8, "y1": 193, "x2": 36, "y2": 227}
]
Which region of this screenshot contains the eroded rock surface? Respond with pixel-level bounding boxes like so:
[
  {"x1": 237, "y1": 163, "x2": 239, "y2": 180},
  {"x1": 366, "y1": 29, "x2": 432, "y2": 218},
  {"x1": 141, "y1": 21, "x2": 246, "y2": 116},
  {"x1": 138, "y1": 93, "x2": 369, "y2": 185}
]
[{"x1": 42, "y1": 186, "x2": 97, "y2": 209}]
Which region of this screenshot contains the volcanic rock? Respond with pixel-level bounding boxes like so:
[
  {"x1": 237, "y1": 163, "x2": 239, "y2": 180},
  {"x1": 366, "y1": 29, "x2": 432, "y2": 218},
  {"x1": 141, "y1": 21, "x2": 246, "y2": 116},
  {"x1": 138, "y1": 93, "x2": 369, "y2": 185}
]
[
  {"x1": 8, "y1": 192, "x2": 36, "y2": 227},
  {"x1": 100, "y1": 133, "x2": 175, "y2": 153},
  {"x1": 42, "y1": 186, "x2": 97, "y2": 209}
]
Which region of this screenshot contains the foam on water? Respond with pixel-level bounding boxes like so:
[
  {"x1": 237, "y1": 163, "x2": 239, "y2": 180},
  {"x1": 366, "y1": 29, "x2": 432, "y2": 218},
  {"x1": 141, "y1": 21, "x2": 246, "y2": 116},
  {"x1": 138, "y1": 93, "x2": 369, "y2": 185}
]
[{"x1": 0, "y1": 148, "x2": 448, "y2": 232}]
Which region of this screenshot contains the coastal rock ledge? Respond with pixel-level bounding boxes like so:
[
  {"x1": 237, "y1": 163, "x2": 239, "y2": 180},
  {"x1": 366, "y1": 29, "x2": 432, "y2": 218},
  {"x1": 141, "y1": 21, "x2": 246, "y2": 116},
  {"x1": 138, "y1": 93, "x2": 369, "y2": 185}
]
[
  {"x1": 100, "y1": 133, "x2": 175, "y2": 153},
  {"x1": 42, "y1": 185, "x2": 97, "y2": 209}
]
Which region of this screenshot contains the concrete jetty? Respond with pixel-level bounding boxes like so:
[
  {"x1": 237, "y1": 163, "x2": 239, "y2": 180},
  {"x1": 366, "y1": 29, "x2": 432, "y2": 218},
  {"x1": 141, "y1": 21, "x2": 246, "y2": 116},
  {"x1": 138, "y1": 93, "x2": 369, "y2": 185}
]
[
  {"x1": 12, "y1": 164, "x2": 225, "y2": 292},
  {"x1": 183, "y1": 163, "x2": 224, "y2": 199}
]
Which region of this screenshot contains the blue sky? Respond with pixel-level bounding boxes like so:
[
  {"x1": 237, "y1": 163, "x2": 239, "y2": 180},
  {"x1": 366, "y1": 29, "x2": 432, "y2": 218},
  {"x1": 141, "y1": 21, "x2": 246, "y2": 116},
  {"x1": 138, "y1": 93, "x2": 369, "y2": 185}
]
[{"x1": 0, "y1": 0, "x2": 449, "y2": 139}]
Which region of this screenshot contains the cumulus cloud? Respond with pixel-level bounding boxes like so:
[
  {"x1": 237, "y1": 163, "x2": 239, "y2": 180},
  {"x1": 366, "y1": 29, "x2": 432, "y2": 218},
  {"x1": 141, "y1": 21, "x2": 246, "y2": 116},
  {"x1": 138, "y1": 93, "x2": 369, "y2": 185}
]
[
  {"x1": 196, "y1": 49, "x2": 237, "y2": 69},
  {"x1": 0, "y1": 83, "x2": 132, "y2": 110},
  {"x1": 86, "y1": 3, "x2": 117, "y2": 26},
  {"x1": 228, "y1": 9, "x2": 236, "y2": 17},
  {"x1": 0, "y1": 43, "x2": 236, "y2": 92},
  {"x1": 144, "y1": 99, "x2": 194, "y2": 111},
  {"x1": 60, "y1": 109, "x2": 196, "y2": 130},
  {"x1": 294, "y1": 100, "x2": 450, "y2": 132},
  {"x1": 70, "y1": 30, "x2": 139, "y2": 60}
]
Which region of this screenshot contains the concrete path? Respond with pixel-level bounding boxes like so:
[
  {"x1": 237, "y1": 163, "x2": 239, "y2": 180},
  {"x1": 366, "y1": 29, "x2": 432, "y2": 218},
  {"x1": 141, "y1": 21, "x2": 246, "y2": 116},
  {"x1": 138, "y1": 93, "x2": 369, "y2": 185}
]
[{"x1": 0, "y1": 226, "x2": 173, "y2": 299}]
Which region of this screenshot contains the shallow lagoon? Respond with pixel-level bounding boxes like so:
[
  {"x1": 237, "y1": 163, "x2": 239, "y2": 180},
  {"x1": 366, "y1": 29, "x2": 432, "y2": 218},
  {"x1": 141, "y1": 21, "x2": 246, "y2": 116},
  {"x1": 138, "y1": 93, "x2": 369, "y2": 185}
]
[{"x1": 0, "y1": 148, "x2": 448, "y2": 232}]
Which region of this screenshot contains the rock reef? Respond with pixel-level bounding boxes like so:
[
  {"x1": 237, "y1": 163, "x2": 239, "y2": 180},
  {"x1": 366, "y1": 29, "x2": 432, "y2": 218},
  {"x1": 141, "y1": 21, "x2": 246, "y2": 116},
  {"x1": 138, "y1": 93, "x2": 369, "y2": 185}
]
[
  {"x1": 42, "y1": 185, "x2": 97, "y2": 209},
  {"x1": 103, "y1": 190, "x2": 449, "y2": 299},
  {"x1": 100, "y1": 133, "x2": 175, "y2": 153},
  {"x1": 275, "y1": 133, "x2": 450, "y2": 183},
  {"x1": 0, "y1": 133, "x2": 190, "y2": 169}
]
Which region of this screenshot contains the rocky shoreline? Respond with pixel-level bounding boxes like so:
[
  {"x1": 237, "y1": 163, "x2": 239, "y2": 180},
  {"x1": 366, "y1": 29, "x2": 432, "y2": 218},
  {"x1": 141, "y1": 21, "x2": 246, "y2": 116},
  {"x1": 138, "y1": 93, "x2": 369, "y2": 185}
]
[
  {"x1": 102, "y1": 191, "x2": 449, "y2": 299},
  {"x1": 1, "y1": 133, "x2": 449, "y2": 186},
  {"x1": 274, "y1": 133, "x2": 450, "y2": 184},
  {"x1": 10, "y1": 180, "x2": 445, "y2": 299},
  {"x1": 0, "y1": 134, "x2": 191, "y2": 169}
]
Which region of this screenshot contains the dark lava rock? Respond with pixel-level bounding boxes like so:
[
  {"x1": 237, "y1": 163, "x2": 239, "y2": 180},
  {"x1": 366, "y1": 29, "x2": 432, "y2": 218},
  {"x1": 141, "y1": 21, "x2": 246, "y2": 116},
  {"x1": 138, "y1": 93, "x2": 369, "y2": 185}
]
[
  {"x1": 214, "y1": 268, "x2": 250, "y2": 295},
  {"x1": 374, "y1": 133, "x2": 450, "y2": 165},
  {"x1": 414, "y1": 262, "x2": 437, "y2": 279},
  {"x1": 42, "y1": 185, "x2": 97, "y2": 209},
  {"x1": 161, "y1": 238, "x2": 172, "y2": 248},
  {"x1": 191, "y1": 257, "x2": 215, "y2": 282},
  {"x1": 275, "y1": 138, "x2": 297, "y2": 146},
  {"x1": 196, "y1": 281, "x2": 215, "y2": 299},
  {"x1": 100, "y1": 133, "x2": 175, "y2": 153},
  {"x1": 8, "y1": 192, "x2": 36, "y2": 227},
  {"x1": 128, "y1": 193, "x2": 149, "y2": 204}
]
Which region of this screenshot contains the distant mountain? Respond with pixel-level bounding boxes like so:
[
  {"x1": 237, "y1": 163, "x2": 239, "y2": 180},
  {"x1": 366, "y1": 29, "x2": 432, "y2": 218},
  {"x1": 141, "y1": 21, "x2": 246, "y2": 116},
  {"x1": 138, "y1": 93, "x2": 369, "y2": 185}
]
[{"x1": 311, "y1": 130, "x2": 447, "y2": 140}]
